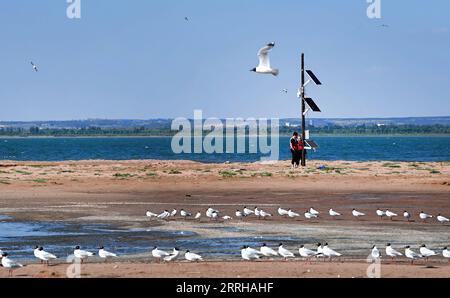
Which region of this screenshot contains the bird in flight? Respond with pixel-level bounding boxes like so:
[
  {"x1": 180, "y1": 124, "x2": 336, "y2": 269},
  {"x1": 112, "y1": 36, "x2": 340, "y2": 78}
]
[
  {"x1": 250, "y1": 42, "x2": 279, "y2": 76},
  {"x1": 31, "y1": 61, "x2": 38, "y2": 72},
  {"x1": 184, "y1": 17, "x2": 189, "y2": 21}
]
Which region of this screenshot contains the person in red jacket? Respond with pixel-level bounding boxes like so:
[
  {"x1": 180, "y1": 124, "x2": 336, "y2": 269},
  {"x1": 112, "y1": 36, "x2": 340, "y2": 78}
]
[{"x1": 290, "y1": 132, "x2": 304, "y2": 168}]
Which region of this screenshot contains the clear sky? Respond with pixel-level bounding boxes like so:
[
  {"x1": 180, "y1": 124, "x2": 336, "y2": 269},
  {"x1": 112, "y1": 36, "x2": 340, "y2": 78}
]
[{"x1": 0, "y1": 0, "x2": 449, "y2": 121}]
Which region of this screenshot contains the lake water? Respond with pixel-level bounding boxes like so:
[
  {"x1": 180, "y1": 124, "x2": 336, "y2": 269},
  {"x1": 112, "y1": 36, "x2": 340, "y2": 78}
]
[{"x1": 0, "y1": 136, "x2": 449, "y2": 162}]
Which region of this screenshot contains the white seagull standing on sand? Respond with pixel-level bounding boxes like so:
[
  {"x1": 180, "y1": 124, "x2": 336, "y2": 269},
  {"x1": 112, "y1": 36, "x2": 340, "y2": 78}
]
[
  {"x1": 235, "y1": 210, "x2": 244, "y2": 220},
  {"x1": 260, "y1": 243, "x2": 278, "y2": 257},
  {"x1": 371, "y1": 245, "x2": 381, "y2": 260},
  {"x1": 157, "y1": 210, "x2": 171, "y2": 220},
  {"x1": 329, "y1": 209, "x2": 341, "y2": 218},
  {"x1": 259, "y1": 210, "x2": 272, "y2": 219},
  {"x1": 323, "y1": 243, "x2": 342, "y2": 261},
  {"x1": 385, "y1": 243, "x2": 403, "y2": 260},
  {"x1": 195, "y1": 212, "x2": 201, "y2": 220},
  {"x1": 403, "y1": 211, "x2": 412, "y2": 222},
  {"x1": 241, "y1": 246, "x2": 260, "y2": 261},
  {"x1": 250, "y1": 42, "x2": 279, "y2": 76},
  {"x1": 180, "y1": 209, "x2": 192, "y2": 219},
  {"x1": 304, "y1": 210, "x2": 318, "y2": 220},
  {"x1": 170, "y1": 209, "x2": 177, "y2": 217},
  {"x1": 443, "y1": 247, "x2": 450, "y2": 262},
  {"x1": 206, "y1": 207, "x2": 218, "y2": 218},
  {"x1": 352, "y1": 209, "x2": 365, "y2": 219},
  {"x1": 185, "y1": 250, "x2": 203, "y2": 262},
  {"x1": 146, "y1": 210, "x2": 158, "y2": 219},
  {"x1": 163, "y1": 248, "x2": 180, "y2": 262},
  {"x1": 385, "y1": 210, "x2": 398, "y2": 220},
  {"x1": 30, "y1": 61, "x2": 38, "y2": 72},
  {"x1": 34, "y1": 246, "x2": 43, "y2": 263},
  {"x1": 36, "y1": 246, "x2": 57, "y2": 265},
  {"x1": 254, "y1": 207, "x2": 261, "y2": 219},
  {"x1": 152, "y1": 247, "x2": 170, "y2": 262},
  {"x1": 299, "y1": 245, "x2": 318, "y2": 260},
  {"x1": 419, "y1": 245, "x2": 437, "y2": 261},
  {"x1": 316, "y1": 243, "x2": 325, "y2": 259},
  {"x1": 419, "y1": 211, "x2": 433, "y2": 222},
  {"x1": 287, "y1": 209, "x2": 300, "y2": 218},
  {"x1": 74, "y1": 246, "x2": 95, "y2": 263},
  {"x1": 278, "y1": 207, "x2": 289, "y2": 217},
  {"x1": 243, "y1": 206, "x2": 254, "y2": 217},
  {"x1": 405, "y1": 246, "x2": 423, "y2": 263},
  {"x1": 1, "y1": 253, "x2": 24, "y2": 277},
  {"x1": 309, "y1": 208, "x2": 320, "y2": 217},
  {"x1": 278, "y1": 243, "x2": 295, "y2": 260},
  {"x1": 98, "y1": 246, "x2": 117, "y2": 262},
  {"x1": 437, "y1": 214, "x2": 449, "y2": 224},
  {"x1": 376, "y1": 209, "x2": 386, "y2": 219}
]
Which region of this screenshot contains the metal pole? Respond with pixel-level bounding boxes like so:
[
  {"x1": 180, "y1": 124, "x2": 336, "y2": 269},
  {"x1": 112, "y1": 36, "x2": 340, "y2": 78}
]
[{"x1": 301, "y1": 53, "x2": 306, "y2": 167}]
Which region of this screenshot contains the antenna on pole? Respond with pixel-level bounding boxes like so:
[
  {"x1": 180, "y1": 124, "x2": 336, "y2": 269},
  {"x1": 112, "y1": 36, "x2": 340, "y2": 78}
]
[{"x1": 299, "y1": 53, "x2": 322, "y2": 167}]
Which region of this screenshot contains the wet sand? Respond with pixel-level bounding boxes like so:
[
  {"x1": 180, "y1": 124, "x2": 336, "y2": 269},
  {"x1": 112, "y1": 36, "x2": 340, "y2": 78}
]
[{"x1": 0, "y1": 160, "x2": 449, "y2": 278}]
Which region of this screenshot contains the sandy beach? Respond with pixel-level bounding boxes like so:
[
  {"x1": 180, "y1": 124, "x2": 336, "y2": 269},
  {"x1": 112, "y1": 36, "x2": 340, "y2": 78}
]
[{"x1": 1, "y1": 159, "x2": 449, "y2": 278}]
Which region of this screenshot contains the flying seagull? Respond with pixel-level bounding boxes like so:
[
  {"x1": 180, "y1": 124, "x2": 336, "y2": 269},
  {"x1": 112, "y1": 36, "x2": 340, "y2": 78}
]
[
  {"x1": 31, "y1": 61, "x2": 38, "y2": 72},
  {"x1": 184, "y1": 17, "x2": 189, "y2": 21},
  {"x1": 251, "y1": 42, "x2": 279, "y2": 76}
]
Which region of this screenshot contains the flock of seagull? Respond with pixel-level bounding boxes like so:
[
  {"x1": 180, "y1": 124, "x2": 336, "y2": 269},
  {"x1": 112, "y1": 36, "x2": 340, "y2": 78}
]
[{"x1": 146, "y1": 206, "x2": 450, "y2": 224}]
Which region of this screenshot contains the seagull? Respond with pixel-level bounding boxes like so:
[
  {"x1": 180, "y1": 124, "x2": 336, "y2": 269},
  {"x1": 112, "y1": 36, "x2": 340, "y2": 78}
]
[
  {"x1": 259, "y1": 210, "x2": 272, "y2": 219},
  {"x1": 304, "y1": 210, "x2": 318, "y2": 220},
  {"x1": 241, "y1": 246, "x2": 260, "y2": 261},
  {"x1": 157, "y1": 210, "x2": 171, "y2": 220},
  {"x1": 180, "y1": 209, "x2": 192, "y2": 219},
  {"x1": 419, "y1": 245, "x2": 437, "y2": 261},
  {"x1": 211, "y1": 211, "x2": 219, "y2": 220},
  {"x1": 405, "y1": 246, "x2": 423, "y2": 264},
  {"x1": 195, "y1": 212, "x2": 201, "y2": 220},
  {"x1": 329, "y1": 209, "x2": 341, "y2": 218},
  {"x1": 74, "y1": 246, "x2": 94, "y2": 264},
  {"x1": 281, "y1": 89, "x2": 288, "y2": 94},
  {"x1": 287, "y1": 209, "x2": 300, "y2": 218},
  {"x1": 243, "y1": 206, "x2": 254, "y2": 217},
  {"x1": 170, "y1": 209, "x2": 177, "y2": 217},
  {"x1": 98, "y1": 246, "x2": 117, "y2": 262},
  {"x1": 278, "y1": 243, "x2": 295, "y2": 260},
  {"x1": 443, "y1": 247, "x2": 450, "y2": 262},
  {"x1": 371, "y1": 245, "x2": 381, "y2": 260},
  {"x1": 385, "y1": 210, "x2": 398, "y2": 220},
  {"x1": 34, "y1": 245, "x2": 43, "y2": 263},
  {"x1": 206, "y1": 207, "x2": 219, "y2": 218},
  {"x1": 323, "y1": 243, "x2": 342, "y2": 261},
  {"x1": 222, "y1": 215, "x2": 232, "y2": 220},
  {"x1": 185, "y1": 250, "x2": 203, "y2": 262},
  {"x1": 1, "y1": 253, "x2": 24, "y2": 277},
  {"x1": 437, "y1": 214, "x2": 449, "y2": 224},
  {"x1": 403, "y1": 211, "x2": 412, "y2": 222},
  {"x1": 37, "y1": 246, "x2": 57, "y2": 266},
  {"x1": 309, "y1": 208, "x2": 320, "y2": 216},
  {"x1": 254, "y1": 207, "x2": 261, "y2": 219},
  {"x1": 376, "y1": 209, "x2": 386, "y2": 219},
  {"x1": 385, "y1": 243, "x2": 403, "y2": 261},
  {"x1": 299, "y1": 245, "x2": 318, "y2": 261},
  {"x1": 184, "y1": 17, "x2": 189, "y2": 21},
  {"x1": 30, "y1": 61, "x2": 38, "y2": 72},
  {"x1": 250, "y1": 42, "x2": 279, "y2": 76},
  {"x1": 235, "y1": 210, "x2": 244, "y2": 220},
  {"x1": 419, "y1": 211, "x2": 433, "y2": 222},
  {"x1": 352, "y1": 209, "x2": 365, "y2": 219},
  {"x1": 163, "y1": 248, "x2": 180, "y2": 262},
  {"x1": 260, "y1": 243, "x2": 278, "y2": 257},
  {"x1": 152, "y1": 247, "x2": 170, "y2": 262},
  {"x1": 316, "y1": 243, "x2": 325, "y2": 259},
  {"x1": 278, "y1": 207, "x2": 289, "y2": 217},
  {"x1": 146, "y1": 210, "x2": 158, "y2": 219}
]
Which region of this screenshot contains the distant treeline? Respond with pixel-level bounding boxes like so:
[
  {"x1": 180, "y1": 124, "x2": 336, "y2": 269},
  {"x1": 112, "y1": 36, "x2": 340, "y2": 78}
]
[{"x1": 0, "y1": 124, "x2": 449, "y2": 137}]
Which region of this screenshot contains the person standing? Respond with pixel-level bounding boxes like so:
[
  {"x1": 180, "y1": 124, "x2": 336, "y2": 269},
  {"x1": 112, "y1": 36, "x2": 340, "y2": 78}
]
[{"x1": 290, "y1": 132, "x2": 303, "y2": 168}]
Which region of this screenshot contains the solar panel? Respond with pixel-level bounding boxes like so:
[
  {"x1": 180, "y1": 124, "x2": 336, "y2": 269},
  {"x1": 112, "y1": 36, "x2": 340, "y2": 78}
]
[
  {"x1": 304, "y1": 97, "x2": 321, "y2": 112},
  {"x1": 306, "y1": 70, "x2": 322, "y2": 85},
  {"x1": 305, "y1": 140, "x2": 319, "y2": 149}
]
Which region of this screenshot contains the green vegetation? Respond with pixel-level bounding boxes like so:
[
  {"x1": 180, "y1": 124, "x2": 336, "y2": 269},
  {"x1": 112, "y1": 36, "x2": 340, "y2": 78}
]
[
  {"x1": 146, "y1": 171, "x2": 158, "y2": 177},
  {"x1": 15, "y1": 170, "x2": 32, "y2": 175},
  {"x1": 33, "y1": 179, "x2": 47, "y2": 183},
  {"x1": 113, "y1": 173, "x2": 133, "y2": 178},
  {"x1": 219, "y1": 170, "x2": 237, "y2": 178}
]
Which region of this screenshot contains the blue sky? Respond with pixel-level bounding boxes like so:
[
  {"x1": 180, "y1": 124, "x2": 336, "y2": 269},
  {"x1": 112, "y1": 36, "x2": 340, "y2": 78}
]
[{"x1": 0, "y1": 0, "x2": 449, "y2": 121}]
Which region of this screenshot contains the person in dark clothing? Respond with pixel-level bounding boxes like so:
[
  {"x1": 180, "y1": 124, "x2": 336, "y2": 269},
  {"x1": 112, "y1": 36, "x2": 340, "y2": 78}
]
[{"x1": 290, "y1": 132, "x2": 303, "y2": 168}]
